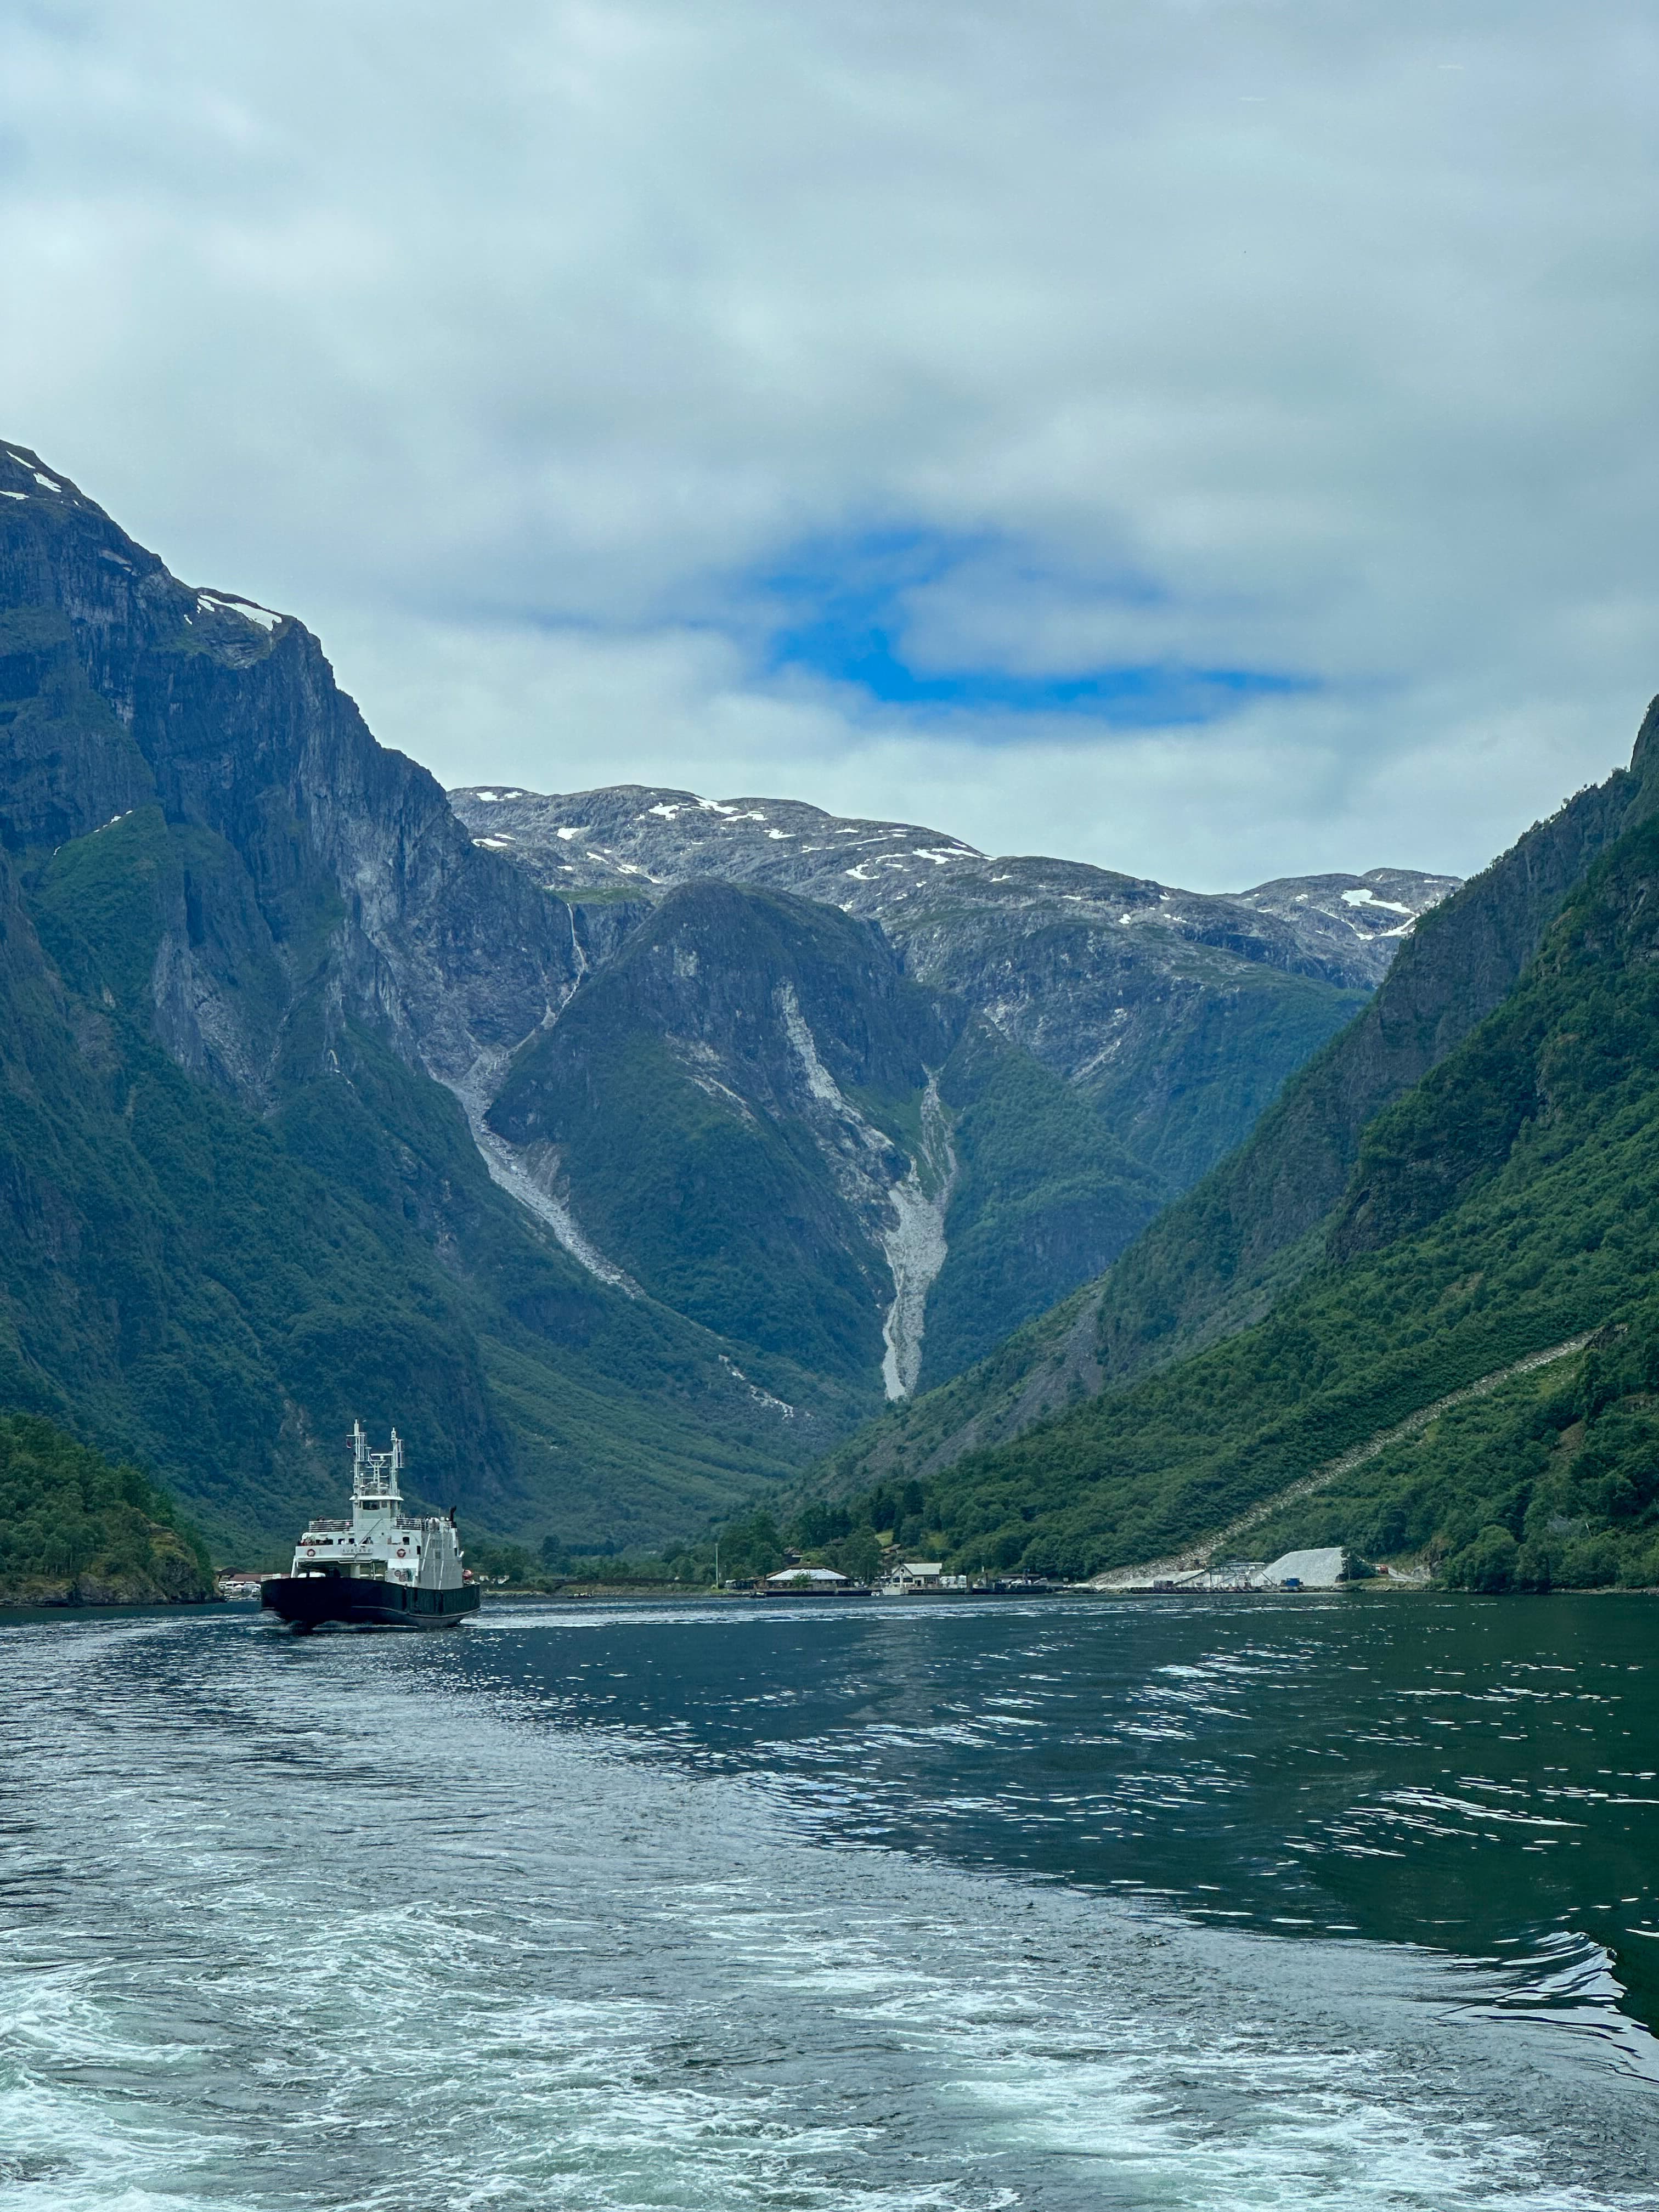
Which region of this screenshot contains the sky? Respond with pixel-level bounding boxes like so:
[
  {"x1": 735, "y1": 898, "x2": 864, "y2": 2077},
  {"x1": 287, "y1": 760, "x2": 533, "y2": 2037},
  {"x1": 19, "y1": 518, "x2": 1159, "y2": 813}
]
[{"x1": 1, "y1": 0, "x2": 1655, "y2": 890}]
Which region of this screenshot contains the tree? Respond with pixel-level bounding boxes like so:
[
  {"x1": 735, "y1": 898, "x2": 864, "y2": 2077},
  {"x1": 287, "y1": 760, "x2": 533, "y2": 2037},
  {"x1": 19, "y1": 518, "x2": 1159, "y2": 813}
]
[{"x1": 1446, "y1": 1525, "x2": 1519, "y2": 1593}]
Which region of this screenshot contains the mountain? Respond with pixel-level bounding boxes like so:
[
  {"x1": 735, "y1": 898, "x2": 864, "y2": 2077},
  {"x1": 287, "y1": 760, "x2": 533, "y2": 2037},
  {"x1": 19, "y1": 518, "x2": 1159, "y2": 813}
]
[
  {"x1": 452, "y1": 785, "x2": 1454, "y2": 1393},
  {"x1": 808, "y1": 700, "x2": 1659, "y2": 1592},
  {"x1": 452, "y1": 783, "x2": 1456, "y2": 1193},
  {"x1": 0, "y1": 436, "x2": 1455, "y2": 1560},
  {"x1": 0, "y1": 442, "x2": 857, "y2": 1555},
  {"x1": 481, "y1": 877, "x2": 1169, "y2": 1395},
  {"x1": 819, "y1": 730, "x2": 1652, "y2": 1492}
]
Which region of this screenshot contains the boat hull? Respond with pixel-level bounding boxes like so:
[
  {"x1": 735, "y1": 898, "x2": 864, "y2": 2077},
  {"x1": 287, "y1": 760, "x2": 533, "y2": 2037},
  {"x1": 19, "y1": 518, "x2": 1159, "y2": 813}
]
[{"x1": 260, "y1": 1575, "x2": 480, "y2": 1630}]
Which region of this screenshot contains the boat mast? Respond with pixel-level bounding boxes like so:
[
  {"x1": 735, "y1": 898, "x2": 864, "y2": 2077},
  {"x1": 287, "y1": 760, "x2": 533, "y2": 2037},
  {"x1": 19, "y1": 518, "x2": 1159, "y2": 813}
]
[{"x1": 351, "y1": 1420, "x2": 404, "y2": 1512}]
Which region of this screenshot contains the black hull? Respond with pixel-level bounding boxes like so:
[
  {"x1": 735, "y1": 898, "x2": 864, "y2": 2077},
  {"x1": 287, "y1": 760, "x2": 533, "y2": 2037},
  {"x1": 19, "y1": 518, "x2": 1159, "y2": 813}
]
[{"x1": 261, "y1": 1576, "x2": 480, "y2": 1630}]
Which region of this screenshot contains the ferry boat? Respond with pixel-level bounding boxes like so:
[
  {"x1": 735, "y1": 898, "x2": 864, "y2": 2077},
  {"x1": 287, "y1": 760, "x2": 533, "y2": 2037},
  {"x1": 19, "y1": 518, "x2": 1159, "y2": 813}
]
[{"x1": 260, "y1": 1423, "x2": 481, "y2": 1632}]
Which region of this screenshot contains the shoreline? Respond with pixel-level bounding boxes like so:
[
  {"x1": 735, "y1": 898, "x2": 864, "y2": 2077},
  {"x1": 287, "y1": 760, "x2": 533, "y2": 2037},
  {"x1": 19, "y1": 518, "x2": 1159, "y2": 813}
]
[{"x1": 5, "y1": 1582, "x2": 1654, "y2": 1627}]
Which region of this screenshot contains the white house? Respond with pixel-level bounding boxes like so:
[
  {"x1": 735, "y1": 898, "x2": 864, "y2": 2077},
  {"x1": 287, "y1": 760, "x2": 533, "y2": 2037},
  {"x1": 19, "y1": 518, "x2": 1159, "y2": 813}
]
[{"x1": 876, "y1": 1561, "x2": 969, "y2": 1594}]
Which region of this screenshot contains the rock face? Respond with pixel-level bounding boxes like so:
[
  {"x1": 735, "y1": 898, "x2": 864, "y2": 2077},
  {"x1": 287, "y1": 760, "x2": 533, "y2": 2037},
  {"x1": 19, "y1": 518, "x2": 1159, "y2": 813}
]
[
  {"x1": 0, "y1": 444, "x2": 583, "y2": 1104},
  {"x1": 453, "y1": 783, "x2": 1457, "y2": 1192},
  {"x1": 0, "y1": 444, "x2": 862, "y2": 1550}
]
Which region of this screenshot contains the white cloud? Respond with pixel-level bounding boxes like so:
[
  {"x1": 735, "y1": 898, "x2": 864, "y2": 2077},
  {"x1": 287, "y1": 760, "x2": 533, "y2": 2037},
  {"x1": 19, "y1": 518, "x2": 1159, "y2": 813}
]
[
  {"x1": 333, "y1": 611, "x2": 1624, "y2": 889},
  {"x1": 0, "y1": 0, "x2": 1654, "y2": 887}
]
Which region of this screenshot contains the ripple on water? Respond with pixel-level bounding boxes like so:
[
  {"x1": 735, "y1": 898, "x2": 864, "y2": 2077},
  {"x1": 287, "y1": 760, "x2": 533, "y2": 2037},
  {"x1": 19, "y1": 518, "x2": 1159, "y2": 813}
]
[{"x1": 0, "y1": 1606, "x2": 1656, "y2": 2209}]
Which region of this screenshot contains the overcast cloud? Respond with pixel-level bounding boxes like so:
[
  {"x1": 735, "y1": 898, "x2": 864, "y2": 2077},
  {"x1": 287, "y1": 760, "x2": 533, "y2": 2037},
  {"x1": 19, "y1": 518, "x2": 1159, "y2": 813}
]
[{"x1": 1, "y1": 0, "x2": 1655, "y2": 887}]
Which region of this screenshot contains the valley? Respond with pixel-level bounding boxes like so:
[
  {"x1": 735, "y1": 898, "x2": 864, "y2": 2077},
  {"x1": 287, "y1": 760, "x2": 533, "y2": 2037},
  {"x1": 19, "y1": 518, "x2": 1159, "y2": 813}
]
[
  {"x1": 815, "y1": 704, "x2": 1659, "y2": 1595},
  {"x1": 0, "y1": 439, "x2": 1449, "y2": 1564},
  {"x1": 7, "y1": 434, "x2": 1655, "y2": 1603}
]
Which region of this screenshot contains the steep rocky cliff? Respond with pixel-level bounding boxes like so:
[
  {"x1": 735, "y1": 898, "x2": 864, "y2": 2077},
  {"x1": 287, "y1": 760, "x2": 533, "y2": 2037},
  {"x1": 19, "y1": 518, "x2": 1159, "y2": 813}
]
[
  {"x1": 0, "y1": 445, "x2": 851, "y2": 1550},
  {"x1": 1, "y1": 447, "x2": 585, "y2": 1098},
  {"x1": 454, "y1": 783, "x2": 1457, "y2": 1192}
]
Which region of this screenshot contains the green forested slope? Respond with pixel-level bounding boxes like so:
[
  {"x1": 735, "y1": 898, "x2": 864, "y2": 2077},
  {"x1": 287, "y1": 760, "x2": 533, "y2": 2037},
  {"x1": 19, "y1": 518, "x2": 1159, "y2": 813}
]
[
  {"x1": 1086, "y1": 748, "x2": 1644, "y2": 1387},
  {"x1": 0, "y1": 1413, "x2": 213, "y2": 1604},
  {"x1": 489, "y1": 884, "x2": 954, "y2": 1386},
  {"x1": 818, "y1": 716, "x2": 1658, "y2": 1492},
  {"x1": 0, "y1": 816, "x2": 833, "y2": 1559},
  {"x1": 1241, "y1": 1320, "x2": 1659, "y2": 1591},
  {"x1": 826, "y1": 794, "x2": 1659, "y2": 1586},
  {"x1": 924, "y1": 1026, "x2": 1166, "y2": 1384},
  {"x1": 487, "y1": 878, "x2": 1169, "y2": 1394}
]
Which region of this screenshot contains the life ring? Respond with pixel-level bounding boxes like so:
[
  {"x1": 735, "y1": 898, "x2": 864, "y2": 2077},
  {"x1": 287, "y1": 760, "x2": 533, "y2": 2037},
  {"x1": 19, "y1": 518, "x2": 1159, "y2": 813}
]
[
  {"x1": 304, "y1": 1548, "x2": 315, "y2": 1557},
  {"x1": 397, "y1": 1548, "x2": 407, "y2": 1558}
]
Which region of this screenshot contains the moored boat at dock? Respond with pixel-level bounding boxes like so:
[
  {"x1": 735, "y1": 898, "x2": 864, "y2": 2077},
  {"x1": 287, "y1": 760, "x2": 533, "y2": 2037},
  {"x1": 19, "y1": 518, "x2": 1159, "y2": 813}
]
[{"x1": 261, "y1": 1423, "x2": 481, "y2": 1632}]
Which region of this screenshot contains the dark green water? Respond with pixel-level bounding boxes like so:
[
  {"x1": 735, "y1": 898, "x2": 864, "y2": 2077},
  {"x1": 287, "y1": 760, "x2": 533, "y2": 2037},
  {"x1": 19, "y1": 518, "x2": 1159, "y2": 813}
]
[
  {"x1": 472, "y1": 1588, "x2": 1659, "y2": 2033},
  {"x1": 1, "y1": 1589, "x2": 1655, "y2": 2207}
]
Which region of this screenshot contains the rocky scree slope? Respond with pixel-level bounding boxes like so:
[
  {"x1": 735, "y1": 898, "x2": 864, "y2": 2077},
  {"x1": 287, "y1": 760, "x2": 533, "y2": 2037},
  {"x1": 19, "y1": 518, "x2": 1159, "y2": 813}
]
[
  {"x1": 483, "y1": 879, "x2": 1167, "y2": 1397},
  {"x1": 452, "y1": 783, "x2": 1457, "y2": 1195},
  {"x1": 819, "y1": 702, "x2": 1659, "y2": 1497},
  {"x1": 0, "y1": 443, "x2": 855, "y2": 1553}
]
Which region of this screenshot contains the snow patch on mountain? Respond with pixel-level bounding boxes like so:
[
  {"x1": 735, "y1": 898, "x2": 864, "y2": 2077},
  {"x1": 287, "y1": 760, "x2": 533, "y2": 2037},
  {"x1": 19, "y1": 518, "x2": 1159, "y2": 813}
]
[
  {"x1": 1341, "y1": 887, "x2": 1415, "y2": 915},
  {"x1": 195, "y1": 590, "x2": 283, "y2": 633}
]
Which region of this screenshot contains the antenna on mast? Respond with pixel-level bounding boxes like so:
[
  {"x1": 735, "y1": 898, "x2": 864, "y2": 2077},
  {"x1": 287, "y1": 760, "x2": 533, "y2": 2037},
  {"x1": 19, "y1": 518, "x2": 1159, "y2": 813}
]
[{"x1": 349, "y1": 1420, "x2": 404, "y2": 1506}]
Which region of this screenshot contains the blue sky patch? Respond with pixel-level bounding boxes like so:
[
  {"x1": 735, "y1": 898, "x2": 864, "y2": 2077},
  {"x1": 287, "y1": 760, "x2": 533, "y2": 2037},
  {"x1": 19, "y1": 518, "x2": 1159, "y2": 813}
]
[{"x1": 745, "y1": 527, "x2": 1313, "y2": 730}]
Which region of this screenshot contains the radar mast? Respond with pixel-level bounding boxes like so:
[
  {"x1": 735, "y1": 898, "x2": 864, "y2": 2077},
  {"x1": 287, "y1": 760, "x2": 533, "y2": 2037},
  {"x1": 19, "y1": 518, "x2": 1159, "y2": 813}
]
[{"x1": 352, "y1": 1420, "x2": 405, "y2": 1512}]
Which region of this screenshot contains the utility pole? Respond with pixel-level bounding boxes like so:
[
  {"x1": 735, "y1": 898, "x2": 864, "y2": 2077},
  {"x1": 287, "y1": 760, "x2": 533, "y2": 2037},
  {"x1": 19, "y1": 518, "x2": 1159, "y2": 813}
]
[{"x1": 713, "y1": 1537, "x2": 720, "y2": 1591}]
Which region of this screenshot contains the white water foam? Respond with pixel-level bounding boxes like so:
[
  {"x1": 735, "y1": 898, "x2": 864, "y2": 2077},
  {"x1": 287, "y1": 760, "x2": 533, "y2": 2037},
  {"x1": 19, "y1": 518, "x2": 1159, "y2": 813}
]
[{"x1": 1, "y1": 1611, "x2": 1655, "y2": 2211}]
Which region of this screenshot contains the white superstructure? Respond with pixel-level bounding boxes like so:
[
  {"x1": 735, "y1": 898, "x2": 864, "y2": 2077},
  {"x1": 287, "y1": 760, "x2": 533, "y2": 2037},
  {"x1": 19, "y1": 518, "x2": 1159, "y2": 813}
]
[
  {"x1": 874, "y1": 1561, "x2": 969, "y2": 1595},
  {"x1": 288, "y1": 1423, "x2": 467, "y2": 1593}
]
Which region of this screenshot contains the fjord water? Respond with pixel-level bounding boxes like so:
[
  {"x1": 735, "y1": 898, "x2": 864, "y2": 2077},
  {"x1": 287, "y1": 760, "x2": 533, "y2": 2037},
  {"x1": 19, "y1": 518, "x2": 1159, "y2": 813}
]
[{"x1": 2, "y1": 1595, "x2": 1656, "y2": 2209}]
